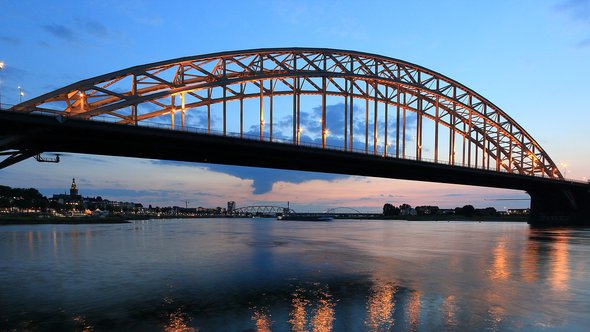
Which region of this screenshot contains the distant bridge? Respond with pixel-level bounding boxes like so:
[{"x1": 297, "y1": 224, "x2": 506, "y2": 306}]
[
  {"x1": 1, "y1": 48, "x2": 588, "y2": 225},
  {"x1": 232, "y1": 205, "x2": 294, "y2": 216},
  {"x1": 325, "y1": 207, "x2": 362, "y2": 214}
]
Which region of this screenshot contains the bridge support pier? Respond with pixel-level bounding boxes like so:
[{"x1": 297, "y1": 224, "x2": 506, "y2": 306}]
[{"x1": 528, "y1": 186, "x2": 590, "y2": 226}]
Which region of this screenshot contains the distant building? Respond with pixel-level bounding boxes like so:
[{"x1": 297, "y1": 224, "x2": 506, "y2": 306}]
[
  {"x1": 51, "y1": 178, "x2": 142, "y2": 213},
  {"x1": 415, "y1": 206, "x2": 439, "y2": 215},
  {"x1": 70, "y1": 178, "x2": 80, "y2": 199},
  {"x1": 507, "y1": 208, "x2": 530, "y2": 215},
  {"x1": 227, "y1": 201, "x2": 236, "y2": 214},
  {"x1": 400, "y1": 204, "x2": 417, "y2": 216}
]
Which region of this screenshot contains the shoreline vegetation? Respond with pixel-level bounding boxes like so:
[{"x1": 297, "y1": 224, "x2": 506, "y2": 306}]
[{"x1": 0, "y1": 214, "x2": 528, "y2": 225}]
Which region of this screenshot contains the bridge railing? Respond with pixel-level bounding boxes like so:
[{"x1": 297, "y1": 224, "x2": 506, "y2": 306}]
[{"x1": 7, "y1": 107, "x2": 587, "y2": 184}]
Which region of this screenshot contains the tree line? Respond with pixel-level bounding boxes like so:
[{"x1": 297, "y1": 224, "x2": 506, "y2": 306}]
[{"x1": 383, "y1": 203, "x2": 497, "y2": 217}]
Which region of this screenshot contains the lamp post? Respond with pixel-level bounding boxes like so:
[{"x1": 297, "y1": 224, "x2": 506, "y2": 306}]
[
  {"x1": 18, "y1": 85, "x2": 24, "y2": 103},
  {"x1": 559, "y1": 162, "x2": 570, "y2": 178},
  {"x1": 0, "y1": 61, "x2": 4, "y2": 109}
]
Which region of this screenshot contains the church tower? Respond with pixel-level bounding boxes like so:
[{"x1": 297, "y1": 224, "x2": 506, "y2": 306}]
[{"x1": 70, "y1": 178, "x2": 79, "y2": 198}]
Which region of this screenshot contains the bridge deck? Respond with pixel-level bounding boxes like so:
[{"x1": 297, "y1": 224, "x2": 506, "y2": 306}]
[{"x1": 1, "y1": 111, "x2": 583, "y2": 193}]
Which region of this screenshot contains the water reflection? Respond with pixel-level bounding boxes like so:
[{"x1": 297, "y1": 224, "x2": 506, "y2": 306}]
[
  {"x1": 162, "y1": 298, "x2": 195, "y2": 332},
  {"x1": 365, "y1": 281, "x2": 396, "y2": 331},
  {"x1": 72, "y1": 315, "x2": 94, "y2": 332},
  {"x1": 163, "y1": 309, "x2": 195, "y2": 332},
  {"x1": 521, "y1": 239, "x2": 539, "y2": 282},
  {"x1": 289, "y1": 291, "x2": 309, "y2": 332},
  {"x1": 251, "y1": 306, "x2": 272, "y2": 332},
  {"x1": 442, "y1": 294, "x2": 458, "y2": 329},
  {"x1": 486, "y1": 304, "x2": 505, "y2": 332},
  {"x1": 406, "y1": 290, "x2": 421, "y2": 331},
  {"x1": 550, "y1": 230, "x2": 569, "y2": 292},
  {"x1": 490, "y1": 237, "x2": 510, "y2": 280},
  {"x1": 286, "y1": 288, "x2": 336, "y2": 332},
  {"x1": 1, "y1": 220, "x2": 588, "y2": 331},
  {"x1": 528, "y1": 229, "x2": 572, "y2": 294},
  {"x1": 310, "y1": 293, "x2": 336, "y2": 332}
]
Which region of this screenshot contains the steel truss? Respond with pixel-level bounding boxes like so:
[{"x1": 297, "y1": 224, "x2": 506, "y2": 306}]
[
  {"x1": 232, "y1": 205, "x2": 295, "y2": 215},
  {"x1": 9, "y1": 48, "x2": 562, "y2": 179}
]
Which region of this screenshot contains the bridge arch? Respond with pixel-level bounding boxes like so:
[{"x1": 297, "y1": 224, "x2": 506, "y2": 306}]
[
  {"x1": 325, "y1": 207, "x2": 362, "y2": 214},
  {"x1": 10, "y1": 48, "x2": 561, "y2": 179}
]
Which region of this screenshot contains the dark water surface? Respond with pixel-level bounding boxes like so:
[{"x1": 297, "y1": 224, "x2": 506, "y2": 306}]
[{"x1": 1, "y1": 219, "x2": 589, "y2": 331}]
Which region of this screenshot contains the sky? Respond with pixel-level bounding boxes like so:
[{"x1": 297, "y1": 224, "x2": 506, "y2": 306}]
[{"x1": 0, "y1": 0, "x2": 589, "y2": 212}]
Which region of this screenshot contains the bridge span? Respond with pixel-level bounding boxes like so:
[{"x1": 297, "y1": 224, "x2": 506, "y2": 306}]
[{"x1": 0, "y1": 48, "x2": 587, "y2": 226}]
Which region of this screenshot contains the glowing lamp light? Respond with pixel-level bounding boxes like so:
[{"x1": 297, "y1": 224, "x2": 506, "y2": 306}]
[{"x1": 18, "y1": 86, "x2": 24, "y2": 102}]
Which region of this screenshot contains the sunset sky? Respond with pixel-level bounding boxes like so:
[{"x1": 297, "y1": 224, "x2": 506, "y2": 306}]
[{"x1": 1, "y1": 0, "x2": 589, "y2": 211}]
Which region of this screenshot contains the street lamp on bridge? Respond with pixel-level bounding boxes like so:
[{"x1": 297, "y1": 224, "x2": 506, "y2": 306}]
[
  {"x1": 560, "y1": 162, "x2": 569, "y2": 178},
  {"x1": 17, "y1": 85, "x2": 24, "y2": 103},
  {"x1": 0, "y1": 60, "x2": 4, "y2": 108}
]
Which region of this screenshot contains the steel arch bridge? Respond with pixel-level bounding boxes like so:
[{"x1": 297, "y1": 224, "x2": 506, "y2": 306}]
[
  {"x1": 232, "y1": 205, "x2": 295, "y2": 216},
  {"x1": 6, "y1": 48, "x2": 561, "y2": 179},
  {"x1": 2, "y1": 48, "x2": 588, "y2": 225},
  {"x1": 325, "y1": 207, "x2": 362, "y2": 214}
]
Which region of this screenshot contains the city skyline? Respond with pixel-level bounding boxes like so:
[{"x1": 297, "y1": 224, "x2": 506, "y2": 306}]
[{"x1": 1, "y1": 1, "x2": 589, "y2": 211}]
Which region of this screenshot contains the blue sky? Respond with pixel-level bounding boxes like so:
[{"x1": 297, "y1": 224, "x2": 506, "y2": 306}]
[{"x1": 0, "y1": 0, "x2": 589, "y2": 211}]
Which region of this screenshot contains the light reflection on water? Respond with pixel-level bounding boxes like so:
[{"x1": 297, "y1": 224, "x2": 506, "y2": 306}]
[
  {"x1": 365, "y1": 282, "x2": 396, "y2": 331},
  {"x1": 0, "y1": 219, "x2": 589, "y2": 331}
]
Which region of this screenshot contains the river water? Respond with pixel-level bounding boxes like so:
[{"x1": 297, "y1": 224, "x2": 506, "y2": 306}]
[{"x1": 1, "y1": 218, "x2": 589, "y2": 331}]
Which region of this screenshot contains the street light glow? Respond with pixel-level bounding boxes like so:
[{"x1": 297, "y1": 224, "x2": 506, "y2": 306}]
[
  {"x1": 18, "y1": 86, "x2": 24, "y2": 102},
  {"x1": 0, "y1": 61, "x2": 4, "y2": 108}
]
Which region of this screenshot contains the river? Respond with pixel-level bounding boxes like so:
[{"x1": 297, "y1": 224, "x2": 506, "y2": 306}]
[{"x1": 1, "y1": 218, "x2": 589, "y2": 331}]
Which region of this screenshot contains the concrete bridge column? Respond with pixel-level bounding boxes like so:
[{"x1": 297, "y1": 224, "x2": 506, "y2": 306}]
[{"x1": 528, "y1": 186, "x2": 590, "y2": 226}]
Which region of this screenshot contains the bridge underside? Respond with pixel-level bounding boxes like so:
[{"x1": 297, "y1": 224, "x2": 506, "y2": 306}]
[{"x1": 1, "y1": 112, "x2": 588, "y2": 226}]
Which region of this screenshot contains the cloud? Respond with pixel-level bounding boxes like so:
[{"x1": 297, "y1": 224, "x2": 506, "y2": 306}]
[
  {"x1": 275, "y1": 102, "x2": 417, "y2": 153},
  {"x1": 206, "y1": 164, "x2": 345, "y2": 194},
  {"x1": 556, "y1": 0, "x2": 590, "y2": 23},
  {"x1": 77, "y1": 156, "x2": 109, "y2": 163},
  {"x1": 0, "y1": 36, "x2": 21, "y2": 45},
  {"x1": 151, "y1": 160, "x2": 344, "y2": 195},
  {"x1": 41, "y1": 21, "x2": 110, "y2": 46},
  {"x1": 43, "y1": 24, "x2": 76, "y2": 42},
  {"x1": 577, "y1": 38, "x2": 590, "y2": 48},
  {"x1": 83, "y1": 21, "x2": 109, "y2": 38},
  {"x1": 185, "y1": 111, "x2": 216, "y2": 129}
]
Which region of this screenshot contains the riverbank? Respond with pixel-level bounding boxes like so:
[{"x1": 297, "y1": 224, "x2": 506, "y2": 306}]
[
  {"x1": 0, "y1": 214, "x2": 528, "y2": 225},
  {"x1": 0, "y1": 215, "x2": 131, "y2": 225},
  {"x1": 368, "y1": 214, "x2": 529, "y2": 222},
  {"x1": 0, "y1": 214, "x2": 244, "y2": 225}
]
